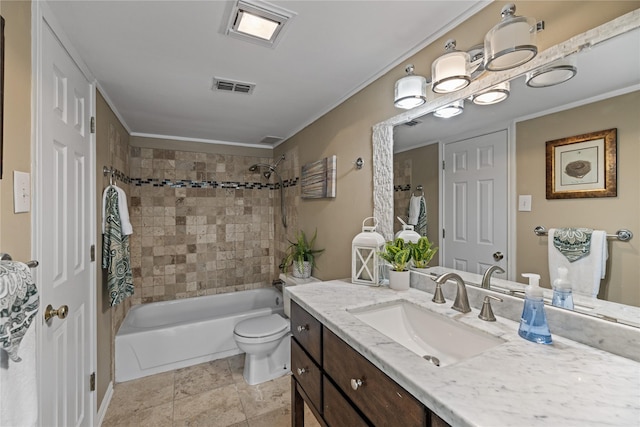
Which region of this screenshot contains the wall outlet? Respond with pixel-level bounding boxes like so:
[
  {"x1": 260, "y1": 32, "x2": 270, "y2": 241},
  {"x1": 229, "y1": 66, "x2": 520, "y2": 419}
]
[
  {"x1": 13, "y1": 171, "x2": 31, "y2": 213},
  {"x1": 518, "y1": 195, "x2": 532, "y2": 212}
]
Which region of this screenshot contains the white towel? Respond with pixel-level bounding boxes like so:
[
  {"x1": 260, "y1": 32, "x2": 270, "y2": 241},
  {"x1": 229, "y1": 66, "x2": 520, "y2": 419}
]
[
  {"x1": 102, "y1": 185, "x2": 133, "y2": 236},
  {"x1": 548, "y1": 229, "x2": 608, "y2": 298},
  {"x1": 408, "y1": 195, "x2": 421, "y2": 225},
  {"x1": 0, "y1": 325, "x2": 37, "y2": 427}
]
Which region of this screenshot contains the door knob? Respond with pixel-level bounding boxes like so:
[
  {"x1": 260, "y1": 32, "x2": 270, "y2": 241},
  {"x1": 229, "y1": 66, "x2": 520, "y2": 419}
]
[
  {"x1": 493, "y1": 251, "x2": 504, "y2": 261},
  {"x1": 44, "y1": 304, "x2": 69, "y2": 322}
]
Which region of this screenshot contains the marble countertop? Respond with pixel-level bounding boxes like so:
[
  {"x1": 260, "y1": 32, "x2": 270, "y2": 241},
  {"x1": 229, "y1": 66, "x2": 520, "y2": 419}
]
[{"x1": 287, "y1": 280, "x2": 640, "y2": 427}]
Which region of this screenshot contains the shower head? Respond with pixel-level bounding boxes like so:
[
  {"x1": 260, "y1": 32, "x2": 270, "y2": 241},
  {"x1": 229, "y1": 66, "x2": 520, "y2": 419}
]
[{"x1": 263, "y1": 170, "x2": 272, "y2": 179}]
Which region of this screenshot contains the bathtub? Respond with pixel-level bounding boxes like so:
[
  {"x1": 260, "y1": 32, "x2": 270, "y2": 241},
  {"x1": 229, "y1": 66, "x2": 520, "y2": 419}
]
[{"x1": 115, "y1": 288, "x2": 284, "y2": 382}]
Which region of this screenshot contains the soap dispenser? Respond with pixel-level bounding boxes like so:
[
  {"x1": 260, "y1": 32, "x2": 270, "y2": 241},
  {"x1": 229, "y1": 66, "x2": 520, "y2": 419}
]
[
  {"x1": 552, "y1": 267, "x2": 574, "y2": 310},
  {"x1": 518, "y1": 273, "x2": 552, "y2": 344}
]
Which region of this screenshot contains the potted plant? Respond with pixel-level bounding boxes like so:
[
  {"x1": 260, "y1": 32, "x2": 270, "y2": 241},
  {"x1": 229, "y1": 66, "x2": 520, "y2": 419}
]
[
  {"x1": 378, "y1": 238, "x2": 411, "y2": 291},
  {"x1": 280, "y1": 229, "x2": 324, "y2": 278},
  {"x1": 409, "y1": 236, "x2": 438, "y2": 269}
]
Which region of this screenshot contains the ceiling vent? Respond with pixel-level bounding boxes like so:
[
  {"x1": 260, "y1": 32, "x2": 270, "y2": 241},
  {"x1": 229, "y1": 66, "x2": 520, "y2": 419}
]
[
  {"x1": 259, "y1": 136, "x2": 284, "y2": 145},
  {"x1": 213, "y1": 78, "x2": 256, "y2": 95},
  {"x1": 403, "y1": 119, "x2": 422, "y2": 127}
]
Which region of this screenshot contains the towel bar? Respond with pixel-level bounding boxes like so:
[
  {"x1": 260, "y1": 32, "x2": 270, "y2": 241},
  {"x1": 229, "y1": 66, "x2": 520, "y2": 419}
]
[
  {"x1": 533, "y1": 226, "x2": 633, "y2": 242},
  {"x1": 0, "y1": 253, "x2": 39, "y2": 268}
]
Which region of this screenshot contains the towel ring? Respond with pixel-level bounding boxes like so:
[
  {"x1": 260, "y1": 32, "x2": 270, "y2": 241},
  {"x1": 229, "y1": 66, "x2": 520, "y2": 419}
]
[
  {"x1": 103, "y1": 166, "x2": 116, "y2": 186},
  {"x1": 412, "y1": 184, "x2": 424, "y2": 197}
]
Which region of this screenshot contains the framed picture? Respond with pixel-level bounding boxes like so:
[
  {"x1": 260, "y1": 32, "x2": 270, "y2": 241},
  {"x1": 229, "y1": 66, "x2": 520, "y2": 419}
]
[
  {"x1": 1, "y1": 15, "x2": 4, "y2": 179},
  {"x1": 546, "y1": 128, "x2": 617, "y2": 199}
]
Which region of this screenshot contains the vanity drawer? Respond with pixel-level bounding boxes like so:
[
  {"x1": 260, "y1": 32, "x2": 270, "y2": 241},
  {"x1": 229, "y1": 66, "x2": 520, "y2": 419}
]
[
  {"x1": 323, "y1": 376, "x2": 369, "y2": 427},
  {"x1": 291, "y1": 301, "x2": 322, "y2": 363},
  {"x1": 323, "y1": 328, "x2": 426, "y2": 427},
  {"x1": 291, "y1": 338, "x2": 322, "y2": 413}
]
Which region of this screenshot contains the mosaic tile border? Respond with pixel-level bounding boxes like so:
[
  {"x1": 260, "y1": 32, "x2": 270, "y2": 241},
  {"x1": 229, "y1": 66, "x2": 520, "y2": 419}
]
[
  {"x1": 107, "y1": 167, "x2": 299, "y2": 190},
  {"x1": 394, "y1": 184, "x2": 411, "y2": 192}
]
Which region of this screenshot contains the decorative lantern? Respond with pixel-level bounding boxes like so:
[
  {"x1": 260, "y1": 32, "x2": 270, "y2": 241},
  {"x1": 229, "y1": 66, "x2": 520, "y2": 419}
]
[{"x1": 352, "y1": 217, "x2": 386, "y2": 286}]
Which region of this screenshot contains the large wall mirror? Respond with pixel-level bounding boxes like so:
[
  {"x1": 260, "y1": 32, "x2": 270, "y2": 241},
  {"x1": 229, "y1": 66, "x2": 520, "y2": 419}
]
[{"x1": 373, "y1": 11, "x2": 639, "y2": 325}]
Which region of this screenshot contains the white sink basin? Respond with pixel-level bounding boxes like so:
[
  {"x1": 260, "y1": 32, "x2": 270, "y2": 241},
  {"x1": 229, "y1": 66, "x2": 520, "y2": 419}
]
[{"x1": 349, "y1": 301, "x2": 504, "y2": 367}]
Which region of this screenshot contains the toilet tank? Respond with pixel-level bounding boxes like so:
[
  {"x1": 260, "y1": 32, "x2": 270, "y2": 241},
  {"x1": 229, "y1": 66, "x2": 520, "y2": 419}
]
[{"x1": 280, "y1": 273, "x2": 320, "y2": 317}]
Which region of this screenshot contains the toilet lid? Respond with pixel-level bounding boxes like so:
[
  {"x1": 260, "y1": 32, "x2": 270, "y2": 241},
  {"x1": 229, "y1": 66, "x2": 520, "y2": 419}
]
[{"x1": 234, "y1": 314, "x2": 289, "y2": 338}]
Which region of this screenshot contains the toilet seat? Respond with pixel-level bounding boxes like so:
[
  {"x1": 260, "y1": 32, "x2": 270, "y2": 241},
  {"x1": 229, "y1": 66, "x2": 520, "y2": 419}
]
[{"x1": 234, "y1": 314, "x2": 290, "y2": 344}]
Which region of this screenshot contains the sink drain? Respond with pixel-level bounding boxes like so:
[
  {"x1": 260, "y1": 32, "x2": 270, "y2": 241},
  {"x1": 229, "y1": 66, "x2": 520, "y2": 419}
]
[{"x1": 423, "y1": 355, "x2": 440, "y2": 366}]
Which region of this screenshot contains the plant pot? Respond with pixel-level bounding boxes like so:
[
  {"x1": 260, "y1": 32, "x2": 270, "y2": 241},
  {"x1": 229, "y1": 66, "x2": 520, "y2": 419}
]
[
  {"x1": 292, "y1": 261, "x2": 312, "y2": 278},
  {"x1": 388, "y1": 269, "x2": 410, "y2": 291}
]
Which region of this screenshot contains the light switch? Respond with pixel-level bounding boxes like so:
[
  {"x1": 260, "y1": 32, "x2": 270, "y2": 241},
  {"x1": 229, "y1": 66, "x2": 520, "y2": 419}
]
[
  {"x1": 518, "y1": 195, "x2": 532, "y2": 212},
  {"x1": 14, "y1": 171, "x2": 31, "y2": 213}
]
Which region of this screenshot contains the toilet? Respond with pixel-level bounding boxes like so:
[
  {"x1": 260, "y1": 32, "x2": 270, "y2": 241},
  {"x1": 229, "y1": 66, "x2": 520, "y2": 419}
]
[{"x1": 233, "y1": 274, "x2": 318, "y2": 385}]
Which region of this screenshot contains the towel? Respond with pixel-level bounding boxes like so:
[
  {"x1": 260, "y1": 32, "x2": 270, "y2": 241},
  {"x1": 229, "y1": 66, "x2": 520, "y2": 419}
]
[
  {"x1": 1, "y1": 324, "x2": 37, "y2": 427},
  {"x1": 416, "y1": 196, "x2": 427, "y2": 236},
  {"x1": 0, "y1": 261, "x2": 39, "y2": 362},
  {"x1": 549, "y1": 229, "x2": 608, "y2": 298},
  {"x1": 407, "y1": 195, "x2": 422, "y2": 225},
  {"x1": 102, "y1": 185, "x2": 133, "y2": 236},
  {"x1": 102, "y1": 186, "x2": 134, "y2": 306},
  {"x1": 553, "y1": 227, "x2": 592, "y2": 262}
]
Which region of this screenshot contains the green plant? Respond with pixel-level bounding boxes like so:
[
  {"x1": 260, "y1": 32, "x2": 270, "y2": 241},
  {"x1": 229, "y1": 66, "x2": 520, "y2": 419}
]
[
  {"x1": 280, "y1": 229, "x2": 325, "y2": 274},
  {"x1": 409, "y1": 236, "x2": 438, "y2": 268},
  {"x1": 378, "y1": 238, "x2": 411, "y2": 271}
]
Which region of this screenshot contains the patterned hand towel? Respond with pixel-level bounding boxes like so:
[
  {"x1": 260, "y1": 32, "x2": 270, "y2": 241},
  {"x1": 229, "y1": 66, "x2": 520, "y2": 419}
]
[
  {"x1": 553, "y1": 227, "x2": 593, "y2": 262},
  {"x1": 0, "y1": 261, "x2": 39, "y2": 362},
  {"x1": 102, "y1": 186, "x2": 134, "y2": 306},
  {"x1": 416, "y1": 195, "x2": 427, "y2": 236}
]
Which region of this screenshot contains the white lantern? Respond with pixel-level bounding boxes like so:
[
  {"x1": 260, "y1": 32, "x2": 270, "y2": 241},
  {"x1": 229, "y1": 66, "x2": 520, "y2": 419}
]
[{"x1": 352, "y1": 217, "x2": 386, "y2": 286}]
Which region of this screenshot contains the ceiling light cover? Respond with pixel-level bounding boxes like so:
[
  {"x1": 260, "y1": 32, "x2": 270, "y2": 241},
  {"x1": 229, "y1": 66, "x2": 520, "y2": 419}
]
[
  {"x1": 526, "y1": 56, "x2": 578, "y2": 88},
  {"x1": 226, "y1": 0, "x2": 296, "y2": 48},
  {"x1": 394, "y1": 65, "x2": 427, "y2": 109},
  {"x1": 472, "y1": 81, "x2": 510, "y2": 105},
  {"x1": 432, "y1": 39, "x2": 471, "y2": 93},
  {"x1": 236, "y1": 10, "x2": 279, "y2": 40},
  {"x1": 484, "y1": 3, "x2": 537, "y2": 71},
  {"x1": 433, "y1": 100, "x2": 464, "y2": 118}
]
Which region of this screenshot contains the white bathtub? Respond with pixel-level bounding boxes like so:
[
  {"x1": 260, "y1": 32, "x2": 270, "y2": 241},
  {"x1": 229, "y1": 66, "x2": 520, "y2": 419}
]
[{"x1": 115, "y1": 288, "x2": 284, "y2": 382}]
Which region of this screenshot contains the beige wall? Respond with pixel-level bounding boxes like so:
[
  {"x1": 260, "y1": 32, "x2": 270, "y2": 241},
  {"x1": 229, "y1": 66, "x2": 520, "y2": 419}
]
[
  {"x1": 0, "y1": 0, "x2": 31, "y2": 261},
  {"x1": 274, "y1": 1, "x2": 639, "y2": 281},
  {"x1": 516, "y1": 91, "x2": 640, "y2": 307}
]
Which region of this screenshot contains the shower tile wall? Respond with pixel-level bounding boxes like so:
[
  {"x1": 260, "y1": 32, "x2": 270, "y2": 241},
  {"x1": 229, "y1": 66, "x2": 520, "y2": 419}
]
[
  {"x1": 128, "y1": 147, "x2": 299, "y2": 303},
  {"x1": 394, "y1": 158, "x2": 412, "y2": 234}
]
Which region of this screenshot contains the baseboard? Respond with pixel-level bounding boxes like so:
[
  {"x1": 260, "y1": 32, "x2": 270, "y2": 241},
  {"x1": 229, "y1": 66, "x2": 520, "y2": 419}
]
[{"x1": 96, "y1": 381, "x2": 114, "y2": 426}]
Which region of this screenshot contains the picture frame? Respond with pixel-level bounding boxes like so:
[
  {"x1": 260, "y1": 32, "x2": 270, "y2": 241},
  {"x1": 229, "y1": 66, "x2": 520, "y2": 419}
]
[{"x1": 545, "y1": 128, "x2": 617, "y2": 199}]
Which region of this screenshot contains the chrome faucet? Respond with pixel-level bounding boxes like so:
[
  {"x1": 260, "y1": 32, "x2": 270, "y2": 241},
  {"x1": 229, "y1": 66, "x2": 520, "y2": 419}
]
[
  {"x1": 434, "y1": 273, "x2": 471, "y2": 313},
  {"x1": 481, "y1": 265, "x2": 505, "y2": 289}
]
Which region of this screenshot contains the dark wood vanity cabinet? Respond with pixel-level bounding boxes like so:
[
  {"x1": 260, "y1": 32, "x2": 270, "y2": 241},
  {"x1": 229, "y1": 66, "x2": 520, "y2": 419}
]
[{"x1": 290, "y1": 301, "x2": 451, "y2": 427}]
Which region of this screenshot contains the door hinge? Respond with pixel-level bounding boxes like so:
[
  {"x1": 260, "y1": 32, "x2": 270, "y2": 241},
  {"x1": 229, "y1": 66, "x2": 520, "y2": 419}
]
[
  {"x1": 90, "y1": 372, "x2": 96, "y2": 392},
  {"x1": 442, "y1": 229, "x2": 446, "y2": 238},
  {"x1": 442, "y1": 160, "x2": 445, "y2": 170},
  {"x1": 90, "y1": 245, "x2": 95, "y2": 262},
  {"x1": 90, "y1": 117, "x2": 96, "y2": 134}
]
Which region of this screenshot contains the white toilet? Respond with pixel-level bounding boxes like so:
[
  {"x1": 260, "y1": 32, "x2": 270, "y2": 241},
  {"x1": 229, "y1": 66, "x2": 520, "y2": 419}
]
[{"x1": 233, "y1": 274, "x2": 318, "y2": 385}]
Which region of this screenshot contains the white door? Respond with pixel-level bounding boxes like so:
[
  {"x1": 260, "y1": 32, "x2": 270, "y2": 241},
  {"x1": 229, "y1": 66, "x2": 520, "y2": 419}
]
[
  {"x1": 37, "y1": 18, "x2": 94, "y2": 427},
  {"x1": 443, "y1": 130, "x2": 508, "y2": 275}
]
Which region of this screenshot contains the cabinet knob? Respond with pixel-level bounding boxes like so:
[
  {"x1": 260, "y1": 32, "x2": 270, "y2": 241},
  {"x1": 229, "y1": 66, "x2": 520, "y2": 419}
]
[
  {"x1": 296, "y1": 324, "x2": 309, "y2": 332},
  {"x1": 350, "y1": 378, "x2": 364, "y2": 390},
  {"x1": 296, "y1": 367, "x2": 307, "y2": 375}
]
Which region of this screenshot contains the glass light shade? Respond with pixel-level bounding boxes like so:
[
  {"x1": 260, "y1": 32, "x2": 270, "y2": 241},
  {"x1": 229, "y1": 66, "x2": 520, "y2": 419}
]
[
  {"x1": 526, "y1": 61, "x2": 578, "y2": 88},
  {"x1": 394, "y1": 74, "x2": 427, "y2": 109},
  {"x1": 237, "y1": 10, "x2": 280, "y2": 40},
  {"x1": 484, "y1": 5, "x2": 537, "y2": 71},
  {"x1": 433, "y1": 100, "x2": 464, "y2": 119},
  {"x1": 352, "y1": 218, "x2": 386, "y2": 286},
  {"x1": 472, "y1": 81, "x2": 510, "y2": 105},
  {"x1": 432, "y1": 47, "x2": 471, "y2": 93}
]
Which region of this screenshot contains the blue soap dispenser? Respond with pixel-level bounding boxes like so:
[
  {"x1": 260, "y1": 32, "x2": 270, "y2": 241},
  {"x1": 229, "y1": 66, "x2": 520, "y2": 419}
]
[
  {"x1": 518, "y1": 273, "x2": 552, "y2": 344},
  {"x1": 552, "y1": 267, "x2": 574, "y2": 310}
]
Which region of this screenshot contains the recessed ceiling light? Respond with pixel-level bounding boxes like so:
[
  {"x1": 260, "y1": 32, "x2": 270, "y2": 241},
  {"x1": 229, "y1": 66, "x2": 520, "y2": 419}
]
[{"x1": 226, "y1": 0, "x2": 296, "y2": 48}]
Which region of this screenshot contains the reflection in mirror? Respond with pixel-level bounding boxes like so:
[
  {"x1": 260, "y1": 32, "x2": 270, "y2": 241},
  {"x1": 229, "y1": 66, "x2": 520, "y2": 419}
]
[{"x1": 375, "y1": 15, "x2": 640, "y2": 326}]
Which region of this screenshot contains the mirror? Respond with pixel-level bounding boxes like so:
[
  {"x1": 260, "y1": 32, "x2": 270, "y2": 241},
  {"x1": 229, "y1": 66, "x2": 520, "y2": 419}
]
[{"x1": 373, "y1": 12, "x2": 640, "y2": 325}]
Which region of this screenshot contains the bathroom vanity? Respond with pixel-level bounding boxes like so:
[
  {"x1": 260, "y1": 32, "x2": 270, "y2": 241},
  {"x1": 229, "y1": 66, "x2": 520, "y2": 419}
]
[{"x1": 287, "y1": 279, "x2": 640, "y2": 427}]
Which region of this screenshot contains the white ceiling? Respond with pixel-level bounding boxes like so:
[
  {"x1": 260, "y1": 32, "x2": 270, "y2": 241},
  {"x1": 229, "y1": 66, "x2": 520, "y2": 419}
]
[{"x1": 47, "y1": 0, "x2": 488, "y2": 148}]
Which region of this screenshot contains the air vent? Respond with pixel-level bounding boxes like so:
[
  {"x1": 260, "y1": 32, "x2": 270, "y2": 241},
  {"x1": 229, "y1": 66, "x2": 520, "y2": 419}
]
[
  {"x1": 213, "y1": 78, "x2": 256, "y2": 95},
  {"x1": 259, "y1": 136, "x2": 284, "y2": 145},
  {"x1": 404, "y1": 119, "x2": 422, "y2": 127}
]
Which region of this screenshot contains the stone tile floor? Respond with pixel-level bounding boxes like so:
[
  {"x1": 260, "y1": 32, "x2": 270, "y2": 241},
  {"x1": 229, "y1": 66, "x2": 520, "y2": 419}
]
[{"x1": 102, "y1": 354, "x2": 321, "y2": 427}]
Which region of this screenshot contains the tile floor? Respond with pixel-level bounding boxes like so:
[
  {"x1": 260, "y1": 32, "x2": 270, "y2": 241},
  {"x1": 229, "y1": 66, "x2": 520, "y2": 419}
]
[{"x1": 102, "y1": 354, "x2": 321, "y2": 427}]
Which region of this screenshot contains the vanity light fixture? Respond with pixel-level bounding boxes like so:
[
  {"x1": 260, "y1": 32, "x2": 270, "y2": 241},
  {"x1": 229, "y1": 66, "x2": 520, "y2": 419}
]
[
  {"x1": 433, "y1": 100, "x2": 464, "y2": 118},
  {"x1": 526, "y1": 57, "x2": 578, "y2": 88},
  {"x1": 471, "y1": 81, "x2": 510, "y2": 105},
  {"x1": 394, "y1": 64, "x2": 428, "y2": 109},
  {"x1": 225, "y1": 0, "x2": 296, "y2": 48},
  {"x1": 432, "y1": 39, "x2": 471, "y2": 94},
  {"x1": 484, "y1": 3, "x2": 538, "y2": 71}
]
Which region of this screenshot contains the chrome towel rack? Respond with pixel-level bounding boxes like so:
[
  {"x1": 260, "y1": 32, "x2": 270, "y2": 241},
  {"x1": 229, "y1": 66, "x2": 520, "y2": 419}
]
[
  {"x1": 412, "y1": 184, "x2": 424, "y2": 197},
  {"x1": 0, "y1": 253, "x2": 39, "y2": 268},
  {"x1": 533, "y1": 226, "x2": 633, "y2": 242}
]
